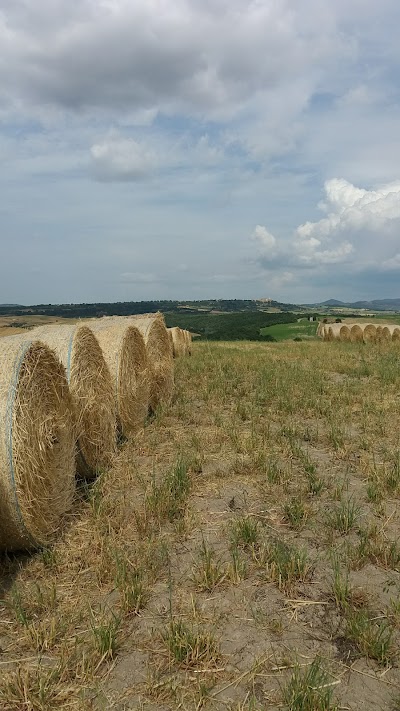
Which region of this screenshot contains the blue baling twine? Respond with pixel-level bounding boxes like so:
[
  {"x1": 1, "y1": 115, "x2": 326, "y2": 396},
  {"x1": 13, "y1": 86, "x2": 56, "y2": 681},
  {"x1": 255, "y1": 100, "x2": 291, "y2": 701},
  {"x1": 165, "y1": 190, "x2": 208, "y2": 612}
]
[{"x1": 5, "y1": 340, "x2": 37, "y2": 547}]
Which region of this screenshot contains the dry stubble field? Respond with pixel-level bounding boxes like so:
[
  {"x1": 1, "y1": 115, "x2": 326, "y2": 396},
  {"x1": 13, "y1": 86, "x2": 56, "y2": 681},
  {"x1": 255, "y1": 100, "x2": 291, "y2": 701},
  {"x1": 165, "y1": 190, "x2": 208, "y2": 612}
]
[{"x1": 1, "y1": 340, "x2": 400, "y2": 710}]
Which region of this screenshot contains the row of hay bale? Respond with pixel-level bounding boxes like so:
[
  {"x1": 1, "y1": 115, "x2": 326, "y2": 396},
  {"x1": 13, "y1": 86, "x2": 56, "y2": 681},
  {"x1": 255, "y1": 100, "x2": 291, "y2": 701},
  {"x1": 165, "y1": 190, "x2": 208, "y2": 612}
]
[
  {"x1": 0, "y1": 313, "x2": 192, "y2": 552},
  {"x1": 318, "y1": 322, "x2": 400, "y2": 343},
  {"x1": 168, "y1": 326, "x2": 192, "y2": 357}
]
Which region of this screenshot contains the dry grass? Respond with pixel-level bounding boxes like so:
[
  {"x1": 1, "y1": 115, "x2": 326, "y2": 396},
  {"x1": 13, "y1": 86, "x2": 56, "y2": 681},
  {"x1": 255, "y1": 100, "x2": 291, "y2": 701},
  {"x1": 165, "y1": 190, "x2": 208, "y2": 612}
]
[{"x1": 1, "y1": 339, "x2": 400, "y2": 709}]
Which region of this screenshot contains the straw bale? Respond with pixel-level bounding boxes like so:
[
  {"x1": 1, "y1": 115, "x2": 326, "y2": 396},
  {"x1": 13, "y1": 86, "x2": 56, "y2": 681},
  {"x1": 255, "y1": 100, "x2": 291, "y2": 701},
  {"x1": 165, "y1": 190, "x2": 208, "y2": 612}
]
[
  {"x1": 169, "y1": 327, "x2": 186, "y2": 358},
  {"x1": 33, "y1": 324, "x2": 116, "y2": 477},
  {"x1": 349, "y1": 324, "x2": 363, "y2": 342},
  {"x1": 382, "y1": 325, "x2": 399, "y2": 341},
  {"x1": 86, "y1": 319, "x2": 149, "y2": 435},
  {"x1": 375, "y1": 325, "x2": 384, "y2": 342},
  {"x1": 393, "y1": 327, "x2": 400, "y2": 341},
  {"x1": 363, "y1": 324, "x2": 377, "y2": 343},
  {"x1": 0, "y1": 335, "x2": 75, "y2": 550},
  {"x1": 128, "y1": 313, "x2": 174, "y2": 411},
  {"x1": 327, "y1": 324, "x2": 342, "y2": 341},
  {"x1": 339, "y1": 325, "x2": 351, "y2": 342},
  {"x1": 184, "y1": 330, "x2": 193, "y2": 355}
]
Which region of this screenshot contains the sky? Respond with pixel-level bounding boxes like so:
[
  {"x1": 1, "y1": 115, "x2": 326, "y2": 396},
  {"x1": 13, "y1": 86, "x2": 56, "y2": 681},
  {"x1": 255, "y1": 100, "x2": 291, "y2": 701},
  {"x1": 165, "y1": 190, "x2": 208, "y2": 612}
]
[{"x1": 1, "y1": 0, "x2": 400, "y2": 305}]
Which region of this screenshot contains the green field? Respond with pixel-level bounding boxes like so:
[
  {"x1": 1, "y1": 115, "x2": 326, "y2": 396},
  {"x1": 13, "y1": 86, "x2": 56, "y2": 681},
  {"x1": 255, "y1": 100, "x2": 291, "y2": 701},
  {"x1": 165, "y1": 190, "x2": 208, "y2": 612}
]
[{"x1": 261, "y1": 318, "x2": 318, "y2": 340}]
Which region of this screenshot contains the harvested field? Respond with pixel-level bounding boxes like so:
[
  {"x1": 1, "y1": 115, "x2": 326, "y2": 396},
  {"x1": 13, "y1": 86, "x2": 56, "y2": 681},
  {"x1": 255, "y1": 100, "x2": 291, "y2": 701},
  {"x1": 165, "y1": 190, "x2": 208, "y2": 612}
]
[{"x1": 1, "y1": 340, "x2": 400, "y2": 709}]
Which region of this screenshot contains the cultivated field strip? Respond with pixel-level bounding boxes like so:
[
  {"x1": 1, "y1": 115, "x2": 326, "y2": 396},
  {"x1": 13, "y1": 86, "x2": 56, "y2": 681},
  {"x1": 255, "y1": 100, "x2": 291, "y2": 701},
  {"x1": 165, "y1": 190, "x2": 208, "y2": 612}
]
[{"x1": 0, "y1": 339, "x2": 399, "y2": 709}]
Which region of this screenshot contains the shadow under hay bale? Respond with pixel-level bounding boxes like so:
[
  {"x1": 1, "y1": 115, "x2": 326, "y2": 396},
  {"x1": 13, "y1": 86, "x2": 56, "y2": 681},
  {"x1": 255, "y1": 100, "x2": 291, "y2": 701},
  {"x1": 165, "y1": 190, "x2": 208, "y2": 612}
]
[
  {"x1": 33, "y1": 324, "x2": 116, "y2": 478},
  {"x1": 129, "y1": 313, "x2": 174, "y2": 412},
  {"x1": 86, "y1": 318, "x2": 150, "y2": 436},
  {"x1": 0, "y1": 335, "x2": 75, "y2": 551}
]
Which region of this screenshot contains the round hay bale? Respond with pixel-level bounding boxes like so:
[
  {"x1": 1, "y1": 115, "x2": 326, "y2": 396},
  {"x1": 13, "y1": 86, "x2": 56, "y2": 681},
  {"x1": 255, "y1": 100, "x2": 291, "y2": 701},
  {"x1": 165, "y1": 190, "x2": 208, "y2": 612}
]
[
  {"x1": 363, "y1": 324, "x2": 377, "y2": 343},
  {"x1": 169, "y1": 327, "x2": 186, "y2": 358},
  {"x1": 86, "y1": 319, "x2": 149, "y2": 436},
  {"x1": 393, "y1": 327, "x2": 400, "y2": 342},
  {"x1": 375, "y1": 325, "x2": 384, "y2": 342},
  {"x1": 129, "y1": 313, "x2": 174, "y2": 411},
  {"x1": 339, "y1": 325, "x2": 351, "y2": 342},
  {"x1": 167, "y1": 328, "x2": 174, "y2": 356},
  {"x1": 350, "y1": 324, "x2": 363, "y2": 342},
  {"x1": 33, "y1": 324, "x2": 116, "y2": 477},
  {"x1": 0, "y1": 335, "x2": 75, "y2": 550},
  {"x1": 184, "y1": 330, "x2": 192, "y2": 355},
  {"x1": 316, "y1": 322, "x2": 324, "y2": 338},
  {"x1": 382, "y1": 325, "x2": 398, "y2": 341},
  {"x1": 327, "y1": 324, "x2": 341, "y2": 341}
]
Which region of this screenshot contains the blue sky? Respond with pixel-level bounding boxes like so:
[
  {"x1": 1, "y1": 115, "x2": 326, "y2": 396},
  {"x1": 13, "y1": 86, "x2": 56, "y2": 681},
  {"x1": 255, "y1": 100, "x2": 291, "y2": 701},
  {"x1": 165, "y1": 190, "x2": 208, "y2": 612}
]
[{"x1": 1, "y1": 0, "x2": 400, "y2": 305}]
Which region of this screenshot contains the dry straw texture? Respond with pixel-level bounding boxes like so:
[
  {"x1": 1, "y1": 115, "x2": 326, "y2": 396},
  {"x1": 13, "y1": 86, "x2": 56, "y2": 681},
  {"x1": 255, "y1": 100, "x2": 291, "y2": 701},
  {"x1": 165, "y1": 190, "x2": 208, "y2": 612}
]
[
  {"x1": 375, "y1": 325, "x2": 384, "y2": 342},
  {"x1": 363, "y1": 323, "x2": 377, "y2": 343},
  {"x1": 184, "y1": 329, "x2": 193, "y2": 355},
  {"x1": 86, "y1": 318, "x2": 149, "y2": 435},
  {"x1": 169, "y1": 327, "x2": 186, "y2": 357},
  {"x1": 0, "y1": 335, "x2": 75, "y2": 550},
  {"x1": 350, "y1": 324, "x2": 364, "y2": 342},
  {"x1": 382, "y1": 325, "x2": 398, "y2": 341},
  {"x1": 129, "y1": 313, "x2": 174, "y2": 411},
  {"x1": 33, "y1": 324, "x2": 116, "y2": 477},
  {"x1": 339, "y1": 325, "x2": 351, "y2": 342},
  {"x1": 326, "y1": 324, "x2": 341, "y2": 341}
]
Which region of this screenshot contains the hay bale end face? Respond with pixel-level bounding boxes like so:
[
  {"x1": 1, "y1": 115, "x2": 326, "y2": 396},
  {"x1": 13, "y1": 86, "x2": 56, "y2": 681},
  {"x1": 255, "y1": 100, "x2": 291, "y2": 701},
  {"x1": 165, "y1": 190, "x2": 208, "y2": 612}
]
[
  {"x1": 86, "y1": 319, "x2": 149, "y2": 436},
  {"x1": 0, "y1": 336, "x2": 75, "y2": 550},
  {"x1": 169, "y1": 327, "x2": 186, "y2": 358},
  {"x1": 33, "y1": 324, "x2": 116, "y2": 478},
  {"x1": 363, "y1": 324, "x2": 377, "y2": 343},
  {"x1": 129, "y1": 313, "x2": 174, "y2": 411},
  {"x1": 350, "y1": 324, "x2": 363, "y2": 342}
]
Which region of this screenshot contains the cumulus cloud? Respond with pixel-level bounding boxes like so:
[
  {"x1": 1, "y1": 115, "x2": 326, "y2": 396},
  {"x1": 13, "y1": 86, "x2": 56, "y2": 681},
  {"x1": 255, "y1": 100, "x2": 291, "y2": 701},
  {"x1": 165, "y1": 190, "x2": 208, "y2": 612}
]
[
  {"x1": 90, "y1": 136, "x2": 156, "y2": 181},
  {"x1": 297, "y1": 178, "x2": 400, "y2": 240},
  {"x1": 252, "y1": 225, "x2": 277, "y2": 251},
  {"x1": 254, "y1": 176, "x2": 400, "y2": 280}
]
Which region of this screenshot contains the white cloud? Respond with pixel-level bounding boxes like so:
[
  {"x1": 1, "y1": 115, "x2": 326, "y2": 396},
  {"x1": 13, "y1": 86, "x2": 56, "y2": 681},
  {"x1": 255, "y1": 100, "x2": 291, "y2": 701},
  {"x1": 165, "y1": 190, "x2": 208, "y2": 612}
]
[
  {"x1": 252, "y1": 225, "x2": 277, "y2": 251},
  {"x1": 297, "y1": 178, "x2": 400, "y2": 241},
  {"x1": 90, "y1": 136, "x2": 156, "y2": 181}
]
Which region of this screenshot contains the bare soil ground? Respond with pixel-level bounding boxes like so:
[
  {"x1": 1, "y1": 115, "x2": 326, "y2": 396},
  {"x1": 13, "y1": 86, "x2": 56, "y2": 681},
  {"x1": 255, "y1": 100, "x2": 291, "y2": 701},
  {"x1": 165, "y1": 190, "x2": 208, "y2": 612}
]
[{"x1": 1, "y1": 340, "x2": 400, "y2": 710}]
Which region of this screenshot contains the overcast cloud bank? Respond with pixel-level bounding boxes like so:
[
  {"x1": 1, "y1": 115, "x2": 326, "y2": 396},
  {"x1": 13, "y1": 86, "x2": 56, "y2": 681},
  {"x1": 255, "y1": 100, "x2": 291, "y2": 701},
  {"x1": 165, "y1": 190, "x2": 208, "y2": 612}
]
[{"x1": 1, "y1": 1, "x2": 400, "y2": 303}]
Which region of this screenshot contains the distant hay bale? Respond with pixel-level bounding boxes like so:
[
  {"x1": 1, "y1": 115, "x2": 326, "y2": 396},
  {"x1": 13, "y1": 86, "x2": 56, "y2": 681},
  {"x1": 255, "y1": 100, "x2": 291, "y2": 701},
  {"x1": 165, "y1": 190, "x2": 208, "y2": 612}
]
[
  {"x1": 350, "y1": 324, "x2": 363, "y2": 342},
  {"x1": 169, "y1": 327, "x2": 186, "y2": 358},
  {"x1": 375, "y1": 325, "x2": 384, "y2": 342},
  {"x1": 33, "y1": 324, "x2": 116, "y2": 477},
  {"x1": 316, "y1": 322, "x2": 324, "y2": 338},
  {"x1": 339, "y1": 325, "x2": 351, "y2": 342},
  {"x1": 0, "y1": 335, "x2": 75, "y2": 550},
  {"x1": 327, "y1": 324, "x2": 341, "y2": 341},
  {"x1": 184, "y1": 330, "x2": 193, "y2": 355},
  {"x1": 129, "y1": 313, "x2": 174, "y2": 411},
  {"x1": 393, "y1": 327, "x2": 400, "y2": 342},
  {"x1": 86, "y1": 319, "x2": 149, "y2": 436},
  {"x1": 382, "y1": 325, "x2": 399, "y2": 341},
  {"x1": 363, "y1": 324, "x2": 377, "y2": 343}
]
